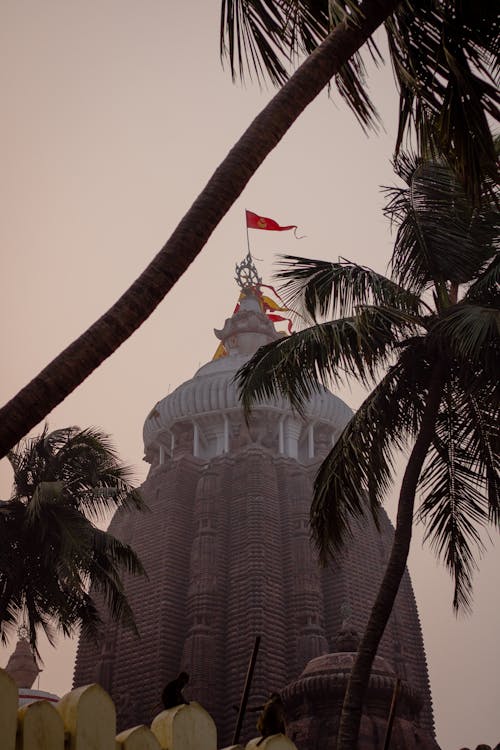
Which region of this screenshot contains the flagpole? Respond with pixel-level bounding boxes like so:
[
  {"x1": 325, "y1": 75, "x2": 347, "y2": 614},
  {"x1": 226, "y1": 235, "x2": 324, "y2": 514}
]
[{"x1": 245, "y1": 209, "x2": 252, "y2": 258}]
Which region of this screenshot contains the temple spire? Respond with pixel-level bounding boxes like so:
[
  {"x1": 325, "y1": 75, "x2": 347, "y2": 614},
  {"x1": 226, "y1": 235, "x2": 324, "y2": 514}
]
[{"x1": 4, "y1": 632, "x2": 40, "y2": 689}]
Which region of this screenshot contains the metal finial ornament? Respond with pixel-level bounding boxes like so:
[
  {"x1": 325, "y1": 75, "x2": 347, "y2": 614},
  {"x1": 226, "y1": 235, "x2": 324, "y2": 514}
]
[{"x1": 235, "y1": 252, "x2": 262, "y2": 290}]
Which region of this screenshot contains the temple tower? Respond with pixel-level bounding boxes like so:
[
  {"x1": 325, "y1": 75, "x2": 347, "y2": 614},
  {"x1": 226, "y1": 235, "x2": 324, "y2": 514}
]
[{"x1": 73, "y1": 257, "x2": 436, "y2": 746}]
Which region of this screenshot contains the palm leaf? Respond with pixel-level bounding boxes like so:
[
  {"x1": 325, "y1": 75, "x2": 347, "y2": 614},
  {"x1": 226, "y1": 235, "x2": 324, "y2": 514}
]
[
  {"x1": 450, "y1": 361, "x2": 500, "y2": 525},
  {"x1": 386, "y1": 0, "x2": 499, "y2": 202},
  {"x1": 219, "y1": 0, "x2": 499, "y2": 201},
  {"x1": 431, "y1": 304, "x2": 500, "y2": 379},
  {"x1": 417, "y1": 379, "x2": 496, "y2": 611},
  {"x1": 236, "y1": 304, "x2": 417, "y2": 415},
  {"x1": 1, "y1": 426, "x2": 146, "y2": 650},
  {"x1": 311, "y1": 338, "x2": 432, "y2": 560},
  {"x1": 275, "y1": 254, "x2": 425, "y2": 321},
  {"x1": 220, "y1": 0, "x2": 291, "y2": 85},
  {"x1": 16, "y1": 427, "x2": 146, "y2": 520},
  {"x1": 81, "y1": 528, "x2": 145, "y2": 636},
  {"x1": 67, "y1": 593, "x2": 102, "y2": 644},
  {"x1": 464, "y1": 396, "x2": 499, "y2": 526},
  {"x1": 466, "y1": 254, "x2": 500, "y2": 307},
  {"x1": 90, "y1": 528, "x2": 146, "y2": 578},
  {"x1": 328, "y1": 1, "x2": 383, "y2": 132},
  {"x1": 386, "y1": 159, "x2": 497, "y2": 293},
  {"x1": 220, "y1": 0, "x2": 382, "y2": 128}
]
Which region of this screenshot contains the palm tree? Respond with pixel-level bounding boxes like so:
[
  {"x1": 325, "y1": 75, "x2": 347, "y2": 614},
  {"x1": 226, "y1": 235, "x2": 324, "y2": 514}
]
[
  {"x1": 0, "y1": 0, "x2": 497, "y2": 459},
  {"x1": 235, "y1": 156, "x2": 499, "y2": 749},
  {"x1": 0, "y1": 426, "x2": 145, "y2": 656},
  {"x1": 220, "y1": 0, "x2": 499, "y2": 200}
]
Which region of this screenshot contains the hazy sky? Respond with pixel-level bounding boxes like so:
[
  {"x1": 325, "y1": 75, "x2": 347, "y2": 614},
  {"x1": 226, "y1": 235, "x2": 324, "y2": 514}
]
[{"x1": 0, "y1": 3, "x2": 498, "y2": 748}]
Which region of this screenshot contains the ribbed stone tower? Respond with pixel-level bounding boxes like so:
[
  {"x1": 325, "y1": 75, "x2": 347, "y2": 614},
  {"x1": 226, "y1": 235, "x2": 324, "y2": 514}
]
[{"x1": 74, "y1": 259, "x2": 436, "y2": 746}]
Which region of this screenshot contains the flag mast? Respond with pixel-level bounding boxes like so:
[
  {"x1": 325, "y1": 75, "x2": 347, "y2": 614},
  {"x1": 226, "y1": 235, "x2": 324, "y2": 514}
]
[{"x1": 245, "y1": 209, "x2": 252, "y2": 259}]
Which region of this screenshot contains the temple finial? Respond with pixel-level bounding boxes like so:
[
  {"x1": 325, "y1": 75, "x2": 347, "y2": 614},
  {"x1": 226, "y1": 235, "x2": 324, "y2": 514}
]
[{"x1": 234, "y1": 252, "x2": 262, "y2": 291}]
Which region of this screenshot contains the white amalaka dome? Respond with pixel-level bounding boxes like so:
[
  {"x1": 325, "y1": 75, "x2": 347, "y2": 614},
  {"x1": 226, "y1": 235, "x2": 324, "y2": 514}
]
[{"x1": 143, "y1": 285, "x2": 353, "y2": 465}]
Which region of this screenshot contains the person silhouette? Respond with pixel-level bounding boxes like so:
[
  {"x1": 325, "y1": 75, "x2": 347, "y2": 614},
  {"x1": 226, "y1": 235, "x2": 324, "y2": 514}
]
[{"x1": 161, "y1": 672, "x2": 190, "y2": 710}]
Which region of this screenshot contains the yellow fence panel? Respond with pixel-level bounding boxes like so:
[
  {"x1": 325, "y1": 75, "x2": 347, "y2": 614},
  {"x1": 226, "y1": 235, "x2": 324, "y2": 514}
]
[
  {"x1": 151, "y1": 702, "x2": 217, "y2": 750},
  {"x1": 246, "y1": 736, "x2": 297, "y2": 749},
  {"x1": 57, "y1": 683, "x2": 116, "y2": 750},
  {"x1": 0, "y1": 669, "x2": 18, "y2": 750},
  {"x1": 17, "y1": 700, "x2": 65, "y2": 750},
  {"x1": 116, "y1": 725, "x2": 162, "y2": 750}
]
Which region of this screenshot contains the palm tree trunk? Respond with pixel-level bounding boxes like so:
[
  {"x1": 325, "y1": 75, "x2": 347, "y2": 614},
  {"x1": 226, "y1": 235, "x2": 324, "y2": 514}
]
[
  {"x1": 0, "y1": 0, "x2": 402, "y2": 459},
  {"x1": 337, "y1": 366, "x2": 444, "y2": 750}
]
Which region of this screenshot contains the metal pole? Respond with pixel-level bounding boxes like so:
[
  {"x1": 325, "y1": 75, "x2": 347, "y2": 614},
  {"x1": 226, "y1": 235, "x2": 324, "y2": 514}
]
[
  {"x1": 382, "y1": 677, "x2": 401, "y2": 750},
  {"x1": 232, "y1": 635, "x2": 261, "y2": 745},
  {"x1": 245, "y1": 210, "x2": 252, "y2": 257}
]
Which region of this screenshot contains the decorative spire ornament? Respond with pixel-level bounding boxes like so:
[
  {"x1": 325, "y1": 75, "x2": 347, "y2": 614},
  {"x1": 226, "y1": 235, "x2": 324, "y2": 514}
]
[{"x1": 234, "y1": 252, "x2": 262, "y2": 291}]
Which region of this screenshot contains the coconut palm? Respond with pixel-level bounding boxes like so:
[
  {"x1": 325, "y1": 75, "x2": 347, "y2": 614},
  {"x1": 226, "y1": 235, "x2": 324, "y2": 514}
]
[
  {"x1": 0, "y1": 0, "x2": 498, "y2": 458},
  {"x1": 0, "y1": 426, "x2": 145, "y2": 656},
  {"x1": 235, "y1": 156, "x2": 499, "y2": 749},
  {"x1": 221, "y1": 0, "x2": 499, "y2": 201}
]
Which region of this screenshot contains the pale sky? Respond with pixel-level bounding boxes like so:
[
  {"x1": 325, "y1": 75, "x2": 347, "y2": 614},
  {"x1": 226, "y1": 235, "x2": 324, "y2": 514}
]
[{"x1": 0, "y1": 3, "x2": 498, "y2": 749}]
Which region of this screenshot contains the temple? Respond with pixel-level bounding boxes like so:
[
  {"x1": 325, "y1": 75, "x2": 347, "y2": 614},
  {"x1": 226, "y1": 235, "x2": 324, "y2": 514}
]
[{"x1": 73, "y1": 255, "x2": 438, "y2": 748}]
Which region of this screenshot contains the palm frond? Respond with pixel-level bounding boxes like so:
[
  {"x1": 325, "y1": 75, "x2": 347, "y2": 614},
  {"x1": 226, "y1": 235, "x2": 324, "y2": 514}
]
[
  {"x1": 27, "y1": 481, "x2": 64, "y2": 523},
  {"x1": 464, "y1": 395, "x2": 500, "y2": 527},
  {"x1": 386, "y1": 159, "x2": 497, "y2": 293},
  {"x1": 90, "y1": 528, "x2": 146, "y2": 579},
  {"x1": 0, "y1": 573, "x2": 19, "y2": 646},
  {"x1": 86, "y1": 537, "x2": 140, "y2": 637},
  {"x1": 417, "y1": 379, "x2": 496, "y2": 611},
  {"x1": 67, "y1": 593, "x2": 102, "y2": 644},
  {"x1": 386, "y1": 0, "x2": 499, "y2": 203},
  {"x1": 275, "y1": 254, "x2": 425, "y2": 321},
  {"x1": 220, "y1": 0, "x2": 291, "y2": 85},
  {"x1": 431, "y1": 304, "x2": 500, "y2": 379},
  {"x1": 1, "y1": 425, "x2": 145, "y2": 650},
  {"x1": 11, "y1": 426, "x2": 145, "y2": 520},
  {"x1": 23, "y1": 590, "x2": 57, "y2": 657},
  {"x1": 219, "y1": 1, "x2": 499, "y2": 201},
  {"x1": 466, "y1": 254, "x2": 500, "y2": 307},
  {"x1": 328, "y1": 1, "x2": 382, "y2": 132},
  {"x1": 220, "y1": 0, "x2": 384, "y2": 128},
  {"x1": 446, "y1": 359, "x2": 500, "y2": 528},
  {"x1": 311, "y1": 338, "x2": 432, "y2": 560},
  {"x1": 236, "y1": 305, "x2": 417, "y2": 415}
]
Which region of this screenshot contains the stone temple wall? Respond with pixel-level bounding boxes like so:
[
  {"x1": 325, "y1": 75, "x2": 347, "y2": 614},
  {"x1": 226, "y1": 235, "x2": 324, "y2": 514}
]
[
  {"x1": 73, "y1": 282, "x2": 436, "y2": 747},
  {"x1": 73, "y1": 441, "x2": 434, "y2": 746}
]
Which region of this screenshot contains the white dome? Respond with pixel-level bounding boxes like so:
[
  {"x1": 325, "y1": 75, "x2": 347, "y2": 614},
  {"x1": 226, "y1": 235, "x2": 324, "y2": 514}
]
[
  {"x1": 143, "y1": 352, "x2": 353, "y2": 448},
  {"x1": 143, "y1": 286, "x2": 353, "y2": 463}
]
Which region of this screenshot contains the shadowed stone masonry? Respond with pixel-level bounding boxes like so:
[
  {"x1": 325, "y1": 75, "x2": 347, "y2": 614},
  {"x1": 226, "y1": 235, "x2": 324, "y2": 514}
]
[{"x1": 74, "y1": 286, "x2": 437, "y2": 747}]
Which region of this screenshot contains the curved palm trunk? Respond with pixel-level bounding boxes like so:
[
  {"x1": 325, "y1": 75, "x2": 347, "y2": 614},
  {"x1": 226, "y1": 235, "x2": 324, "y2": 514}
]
[
  {"x1": 0, "y1": 0, "x2": 401, "y2": 459},
  {"x1": 337, "y1": 367, "x2": 444, "y2": 750}
]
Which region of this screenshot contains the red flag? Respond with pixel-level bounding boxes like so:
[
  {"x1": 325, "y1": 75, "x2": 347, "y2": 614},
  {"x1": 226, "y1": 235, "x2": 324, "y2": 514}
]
[
  {"x1": 267, "y1": 312, "x2": 293, "y2": 334},
  {"x1": 246, "y1": 210, "x2": 297, "y2": 232}
]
